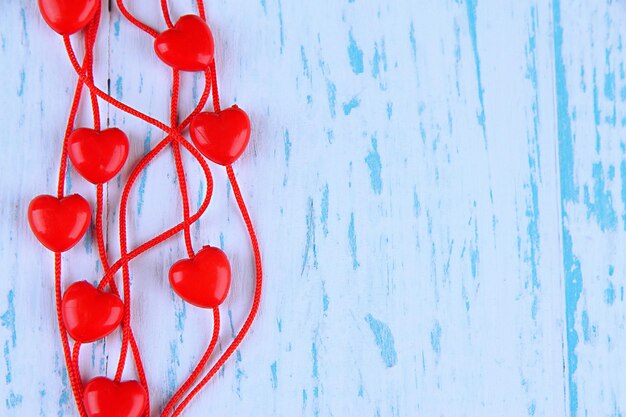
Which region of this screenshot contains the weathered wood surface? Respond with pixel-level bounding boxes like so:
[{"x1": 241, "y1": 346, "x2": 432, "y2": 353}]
[{"x1": 1, "y1": 0, "x2": 625, "y2": 416}]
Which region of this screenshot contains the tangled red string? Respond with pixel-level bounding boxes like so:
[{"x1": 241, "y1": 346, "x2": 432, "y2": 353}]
[{"x1": 45, "y1": 1, "x2": 263, "y2": 415}]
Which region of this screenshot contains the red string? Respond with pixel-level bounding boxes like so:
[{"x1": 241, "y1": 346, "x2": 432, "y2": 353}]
[
  {"x1": 53, "y1": 12, "x2": 100, "y2": 417},
  {"x1": 165, "y1": 36, "x2": 264, "y2": 414},
  {"x1": 161, "y1": 0, "x2": 174, "y2": 28},
  {"x1": 115, "y1": 0, "x2": 159, "y2": 38},
  {"x1": 49, "y1": 1, "x2": 263, "y2": 415},
  {"x1": 115, "y1": 4, "x2": 222, "y2": 414},
  {"x1": 196, "y1": 0, "x2": 207, "y2": 21},
  {"x1": 169, "y1": 69, "x2": 195, "y2": 258},
  {"x1": 53, "y1": 9, "x2": 149, "y2": 415},
  {"x1": 62, "y1": 33, "x2": 217, "y2": 287},
  {"x1": 82, "y1": 7, "x2": 150, "y2": 397},
  {"x1": 210, "y1": 62, "x2": 221, "y2": 113},
  {"x1": 84, "y1": 15, "x2": 100, "y2": 130},
  {"x1": 80, "y1": 5, "x2": 151, "y2": 402},
  {"x1": 120, "y1": 3, "x2": 226, "y2": 414},
  {"x1": 55, "y1": 254, "x2": 87, "y2": 417},
  {"x1": 160, "y1": 308, "x2": 220, "y2": 417},
  {"x1": 61, "y1": 56, "x2": 214, "y2": 417},
  {"x1": 56, "y1": 7, "x2": 208, "y2": 411},
  {"x1": 94, "y1": 71, "x2": 214, "y2": 379},
  {"x1": 170, "y1": 167, "x2": 263, "y2": 416}
]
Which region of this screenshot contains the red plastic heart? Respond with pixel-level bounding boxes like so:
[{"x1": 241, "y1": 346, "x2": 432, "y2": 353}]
[
  {"x1": 169, "y1": 246, "x2": 231, "y2": 308},
  {"x1": 38, "y1": 0, "x2": 98, "y2": 35},
  {"x1": 61, "y1": 281, "x2": 123, "y2": 343},
  {"x1": 28, "y1": 194, "x2": 91, "y2": 252},
  {"x1": 154, "y1": 15, "x2": 214, "y2": 71},
  {"x1": 68, "y1": 128, "x2": 129, "y2": 184},
  {"x1": 190, "y1": 105, "x2": 251, "y2": 166},
  {"x1": 83, "y1": 377, "x2": 147, "y2": 417}
]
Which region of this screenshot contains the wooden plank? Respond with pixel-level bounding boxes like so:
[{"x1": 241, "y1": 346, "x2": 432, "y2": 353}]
[{"x1": 553, "y1": 0, "x2": 626, "y2": 416}]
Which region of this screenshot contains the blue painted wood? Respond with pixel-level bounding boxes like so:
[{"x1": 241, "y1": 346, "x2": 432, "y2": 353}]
[
  {"x1": 0, "y1": 0, "x2": 625, "y2": 416},
  {"x1": 553, "y1": 1, "x2": 626, "y2": 416}
]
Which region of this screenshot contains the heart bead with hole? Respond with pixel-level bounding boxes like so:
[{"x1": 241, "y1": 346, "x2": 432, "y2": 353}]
[
  {"x1": 68, "y1": 128, "x2": 130, "y2": 184},
  {"x1": 169, "y1": 246, "x2": 231, "y2": 308},
  {"x1": 62, "y1": 281, "x2": 124, "y2": 343},
  {"x1": 83, "y1": 377, "x2": 147, "y2": 417},
  {"x1": 28, "y1": 194, "x2": 91, "y2": 252},
  {"x1": 190, "y1": 105, "x2": 251, "y2": 166},
  {"x1": 154, "y1": 15, "x2": 215, "y2": 71},
  {"x1": 38, "y1": 0, "x2": 98, "y2": 35}
]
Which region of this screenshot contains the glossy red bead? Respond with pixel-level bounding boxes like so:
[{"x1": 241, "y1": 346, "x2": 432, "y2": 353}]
[
  {"x1": 68, "y1": 128, "x2": 129, "y2": 184},
  {"x1": 169, "y1": 246, "x2": 231, "y2": 309},
  {"x1": 38, "y1": 0, "x2": 98, "y2": 35},
  {"x1": 83, "y1": 377, "x2": 147, "y2": 417},
  {"x1": 62, "y1": 281, "x2": 124, "y2": 343},
  {"x1": 190, "y1": 105, "x2": 251, "y2": 166},
  {"x1": 154, "y1": 15, "x2": 214, "y2": 71},
  {"x1": 28, "y1": 194, "x2": 91, "y2": 252}
]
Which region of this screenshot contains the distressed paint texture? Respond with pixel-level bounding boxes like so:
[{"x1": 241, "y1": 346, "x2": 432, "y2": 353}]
[{"x1": 0, "y1": 1, "x2": 624, "y2": 416}]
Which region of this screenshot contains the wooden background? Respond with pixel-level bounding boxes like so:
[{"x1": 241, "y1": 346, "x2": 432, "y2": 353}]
[{"x1": 1, "y1": 0, "x2": 625, "y2": 416}]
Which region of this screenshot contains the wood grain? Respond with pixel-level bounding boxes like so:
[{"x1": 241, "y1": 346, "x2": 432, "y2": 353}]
[{"x1": 1, "y1": 0, "x2": 624, "y2": 416}]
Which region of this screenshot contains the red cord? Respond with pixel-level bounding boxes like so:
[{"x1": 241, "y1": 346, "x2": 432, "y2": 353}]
[
  {"x1": 54, "y1": 13, "x2": 100, "y2": 417},
  {"x1": 116, "y1": 0, "x2": 159, "y2": 38},
  {"x1": 117, "y1": 4, "x2": 225, "y2": 415},
  {"x1": 54, "y1": 9, "x2": 149, "y2": 415},
  {"x1": 160, "y1": 308, "x2": 220, "y2": 417},
  {"x1": 83, "y1": 7, "x2": 150, "y2": 396},
  {"x1": 115, "y1": 4, "x2": 220, "y2": 414},
  {"x1": 97, "y1": 71, "x2": 214, "y2": 380},
  {"x1": 196, "y1": 0, "x2": 207, "y2": 22},
  {"x1": 50, "y1": 1, "x2": 263, "y2": 416},
  {"x1": 77, "y1": 6, "x2": 151, "y2": 402},
  {"x1": 210, "y1": 62, "x2": 221, "y2": 113},
  {"x1": 169, "y1": 69, "x2": 195, "y2": 258},
  {"x1": 170, "y1": 167, "x2": 263, "y2": 416},
  {"x1": 167, "y1": 42, "x2": 264, "y2": 416},
  {"x1": 161, "y1": 0, "x2": 174, "y2": 28},
  {"x1": 55, "y1": 254, "x2": 87, "y2": 417}
]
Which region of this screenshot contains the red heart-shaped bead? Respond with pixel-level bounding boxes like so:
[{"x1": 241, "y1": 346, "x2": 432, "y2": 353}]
[
  {"x1": 169, "y1": 246, "x2": 231, "y2": 308},
  {"x1": 38, "y1": 0, "x2": 98, "y2": 35},
  {"x1": 83, "y1": 377, "x2": 147, "y2": 417},
  {"x1": 190, "y1": 106, "x2": 251, "y2": 166},
  {"x1": 154, "y1": 15, "x2": 214, "y2": 71},
  {"x1": 62, "y1": 281, "x2": 124, "y2": 343},
  {"x1": 28, "y1": 194, "x2": 91, "y2": 252},
  {"x1": 68, "y1": 128, "x2": 130, "y2": 184}
]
